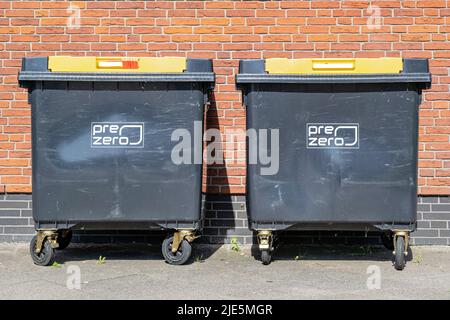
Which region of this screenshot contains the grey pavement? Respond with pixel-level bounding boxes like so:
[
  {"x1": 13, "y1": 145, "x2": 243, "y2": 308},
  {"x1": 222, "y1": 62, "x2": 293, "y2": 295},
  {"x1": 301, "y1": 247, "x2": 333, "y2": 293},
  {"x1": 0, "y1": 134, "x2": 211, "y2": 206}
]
[{"x1": 0, "y1": 243, "x2": 449, "y2": 299}]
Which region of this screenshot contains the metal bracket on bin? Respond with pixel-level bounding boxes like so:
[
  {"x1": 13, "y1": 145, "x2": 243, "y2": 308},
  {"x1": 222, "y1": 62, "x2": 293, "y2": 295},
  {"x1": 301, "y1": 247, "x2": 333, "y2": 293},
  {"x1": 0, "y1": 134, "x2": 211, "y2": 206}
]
[
  {"x1": 171, "y1": 230, "x2": 198, "y2": 253},
  {"x1": 257, "y1": 230, "x2": 273, "y2": 251},
  {"x1": 35, "y1": 230, "x2": 59, "y2": 254},
  {"x1": 392, "y1": 230, "x2": 409, "y2": 256}
]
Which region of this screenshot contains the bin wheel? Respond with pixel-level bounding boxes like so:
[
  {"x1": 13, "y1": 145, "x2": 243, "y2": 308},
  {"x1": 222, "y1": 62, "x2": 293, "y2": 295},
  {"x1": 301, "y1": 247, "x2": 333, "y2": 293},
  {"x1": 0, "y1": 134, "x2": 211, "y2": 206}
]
[
  {"x1": 162, "y1": 236, "x2": 192, "y2": 265},
  {"x1": 381, "y1": 232, "x2": 394, "y2": 251},
  {"x1": 29, "y1": 235, "x2": 56, "y2": 267},
  {"x1": 394, "y1": 236, "x2": 406, "y2": 271},
  {"x1": 261, "y1": 250, "x2": 272, "y2": 265},
  {"x1": 57, "y1": 230, "x2": 72, "y2": 250}
]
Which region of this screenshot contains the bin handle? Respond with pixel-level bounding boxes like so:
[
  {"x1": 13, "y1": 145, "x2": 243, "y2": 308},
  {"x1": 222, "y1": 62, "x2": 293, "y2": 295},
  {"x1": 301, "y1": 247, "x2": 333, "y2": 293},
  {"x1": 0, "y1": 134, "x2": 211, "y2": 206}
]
[
  {"x1": 96, "y1": 58, "x2": 139, "y2": 70},
  {"x1": 312, "y1": 59, "x2": 355, "y2": 71}
]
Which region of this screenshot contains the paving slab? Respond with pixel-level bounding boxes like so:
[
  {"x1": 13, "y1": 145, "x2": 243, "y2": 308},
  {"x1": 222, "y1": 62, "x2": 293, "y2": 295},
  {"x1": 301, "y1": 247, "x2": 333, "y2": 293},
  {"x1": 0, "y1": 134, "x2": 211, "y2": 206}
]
[{"x1": 0, "y1": 243, "x2": 449, "y2": 300}]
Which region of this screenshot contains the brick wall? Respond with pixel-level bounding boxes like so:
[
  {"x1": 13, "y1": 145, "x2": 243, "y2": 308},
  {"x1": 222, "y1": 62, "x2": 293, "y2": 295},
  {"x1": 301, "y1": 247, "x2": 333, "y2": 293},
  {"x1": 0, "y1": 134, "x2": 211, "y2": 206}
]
[
  {"x1": 0, "y1": 194, "x2": 34, "y2": 242},
  {"x1": 1, "y1": 194, "x2": 450, "y2": 245},
  {"x1": 0, "y1": 0, "x2": 450, "y2": 195}
]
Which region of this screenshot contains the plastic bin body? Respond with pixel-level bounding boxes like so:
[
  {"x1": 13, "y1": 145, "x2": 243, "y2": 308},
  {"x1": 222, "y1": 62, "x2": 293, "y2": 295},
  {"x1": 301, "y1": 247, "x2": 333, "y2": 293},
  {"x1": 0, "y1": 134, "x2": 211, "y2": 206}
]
[
  {"x1": 19, "y1": 57, "x2": 214, "y2": 231},
  {"x1": 237, "y1": 58, "x2": 431, "y2": 232}
]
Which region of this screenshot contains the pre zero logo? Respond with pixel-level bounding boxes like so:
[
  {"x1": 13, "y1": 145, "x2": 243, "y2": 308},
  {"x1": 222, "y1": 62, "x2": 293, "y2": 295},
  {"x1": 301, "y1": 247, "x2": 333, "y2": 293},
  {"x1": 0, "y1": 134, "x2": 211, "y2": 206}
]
[
  {"x1": 91, "y1": 122, "x2": 144, "y2": 148},
  {"x1": 307, "y1": 123, "x2": 359, "y2": 149}
]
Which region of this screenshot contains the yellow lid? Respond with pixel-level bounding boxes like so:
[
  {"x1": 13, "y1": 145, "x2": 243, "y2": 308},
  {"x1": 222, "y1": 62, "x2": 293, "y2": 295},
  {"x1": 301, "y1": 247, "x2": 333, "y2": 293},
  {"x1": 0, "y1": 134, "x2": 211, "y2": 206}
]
[
  {"x1": 48, "y1": 56, "x2": 187, "y2": 73},
  {"x1": 265, "y1": 58, "x2": 403, "y2": 74}
]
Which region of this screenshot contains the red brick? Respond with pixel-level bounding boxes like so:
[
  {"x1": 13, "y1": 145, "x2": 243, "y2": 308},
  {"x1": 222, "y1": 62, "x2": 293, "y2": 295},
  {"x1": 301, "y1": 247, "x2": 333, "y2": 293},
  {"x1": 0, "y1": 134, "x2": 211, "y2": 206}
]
[
  {"x1": 224, "y1": 27, "x2": 252, "y2": 34},
  {"x1": 116, "y1": 2, "x2": 144, "y2": 9},
  {"x1": 197, "y1": 10, "x2": 225, "y2": 18},
  {"x1": 340, "y1": 34, "x2": 368, "y2": 42},
  {"x1": 226, "y1": 10, "x2": 255, "y2": 17},
  {"x1": 205, "y1": 2, "x2": 234, "y2": 9},
  {"x1": 409, "y1": 25, "x2": 439, "y2": 33},
  {"x1": 308, "y1": 17, "x2": 337, "y2": 25},
  {"x1": 168, "y1": 9, "x2": 196, "y2": 17},
  {"x1": 10, "y1": 18, "x2": 39, "y2": 26},
  {"x1": 419, "y1": 160, "x2": 443, "y2": 168},
  {"x1": 231, "y1": 35, "x2": 260, "y2": 42},
  {"x1": 269, "y1": 26, "x2": 299, "y2": 34},
  {"x1": 5, "y1": 10, "x2": 34, "y2": 17},
  {"x1": 12, "y1": 2, "x2": 40, "y2": 9},
  {"x1": 247, "y1": 18, "x2": 276, "y2": 26},
  {"x1": 1, "y1": 176, "x2": 30, "y2": 184},
  {"x1": 5, "y1": 185, "x2": 32, "y2": 193},
  {"x1": 0, "y1": 168, "x2": 22, "y2": 175},
  {"x1": 201, "y1": 18, "x2": 229, "y2": 26},
  {"x1": 194, "y1": 27, "x2": 223, "y2": 34},
  {"x1": 331, "y1": 43, "x2": 361, "y2": 50},
  {"x1": 0, "y1": 159, "x2": 29, "y2": 167},
  {"x1": 164, "y1": 27, "x2": 193, "y2": 34},
  {"x1": 254, "y1": 43, "x2": 283, "y2": 51},
  {"x1": 137, "y1": 9, "x2": 165, "y2": 17},
  {"x1": 277, "y1": 18, "x2": 306, "y2": 25},
  {"x1": 287, "y1": 10, "x2": 317, "y2": 17},
  {"x1": 40, "y1": 18, "x2": 70, "y2": 26},
  {"x1": 86, "y1": 1, "x2": 116, "y2": 9},
  {"x1": 256, "y1": 10, "x2": 285, "y2": 17},
  {"x1": 402, "y1": 32, "x2": 432, "y2": 42},
  {"x1": 175, "y1": 1, "x2": 204, "y2": 9},
  {"x1": 142, "y1": 35, "x2": 171, "y2": 42},
  {"x1": 417, "y1": 1, "x2": 447, "y2": 8},
  {"x1": 172, "y1": 35, "x2": 201, "y2": 42},
  {"x1": 235, "y1": 1, "x2": 264, "y2": 9}
]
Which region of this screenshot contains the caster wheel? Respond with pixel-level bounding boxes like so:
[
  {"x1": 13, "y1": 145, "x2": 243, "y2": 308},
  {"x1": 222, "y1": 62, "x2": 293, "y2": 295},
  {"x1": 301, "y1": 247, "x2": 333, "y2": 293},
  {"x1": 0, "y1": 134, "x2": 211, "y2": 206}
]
[
  {"x1": 381, "y1": 232, "x2": 394, "y2": 251},
  {"x1": 162, "y1": 236, "x2": 192, "y2": 265},
  {"x1": 29, "y1": 235, "x2": 56, "y2": 266},
  {"x1": 261, "y1": 250, "x2": 272, "y2": 265},
  {"x1": 57, "y1": 230, "x2": 72, "y2": 250},
  {"x1": 394, "y1": 236, "x2": 406, "y2": 271}
]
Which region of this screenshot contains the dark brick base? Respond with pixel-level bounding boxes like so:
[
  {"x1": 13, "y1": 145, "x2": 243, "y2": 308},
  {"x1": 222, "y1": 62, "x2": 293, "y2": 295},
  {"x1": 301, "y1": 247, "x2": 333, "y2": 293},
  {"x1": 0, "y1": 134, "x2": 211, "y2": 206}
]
[{"x1": 1, "y1": 194, "x2": 449, "y2": 245}]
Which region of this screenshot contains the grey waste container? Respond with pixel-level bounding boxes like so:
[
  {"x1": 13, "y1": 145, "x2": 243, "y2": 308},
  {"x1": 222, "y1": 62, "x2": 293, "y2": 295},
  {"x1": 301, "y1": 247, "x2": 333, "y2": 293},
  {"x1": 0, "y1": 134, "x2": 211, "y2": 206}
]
[
  {"x1": 18, "y1": 56, "x2": 214, "y2": 266},
  {"x1": 237, "y1": 58, "x2": 431, "y2": 270}
]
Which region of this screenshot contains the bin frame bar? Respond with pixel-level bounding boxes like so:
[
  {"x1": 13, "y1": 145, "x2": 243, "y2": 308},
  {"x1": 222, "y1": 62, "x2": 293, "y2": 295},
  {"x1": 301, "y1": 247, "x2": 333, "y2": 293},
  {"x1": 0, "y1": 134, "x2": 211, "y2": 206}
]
[
  {"x1": 48, "y1": 56, "x2": 187, "y2": 73},
  {"x1": 265, "y1": 58, "x2": 403, "y2": 75}
]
